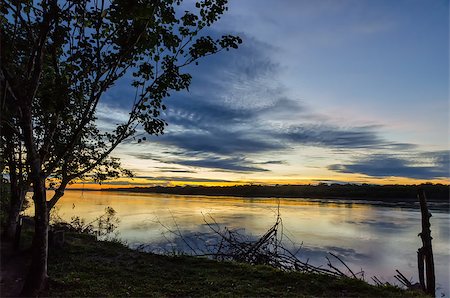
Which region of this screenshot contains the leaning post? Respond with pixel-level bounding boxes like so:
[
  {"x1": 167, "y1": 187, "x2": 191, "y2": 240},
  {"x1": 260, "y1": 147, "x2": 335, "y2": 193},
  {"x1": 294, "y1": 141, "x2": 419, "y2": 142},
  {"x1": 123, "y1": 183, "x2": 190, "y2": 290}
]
[{"x1": 417, "y1": 190, "x2": 435, "y2": 297}]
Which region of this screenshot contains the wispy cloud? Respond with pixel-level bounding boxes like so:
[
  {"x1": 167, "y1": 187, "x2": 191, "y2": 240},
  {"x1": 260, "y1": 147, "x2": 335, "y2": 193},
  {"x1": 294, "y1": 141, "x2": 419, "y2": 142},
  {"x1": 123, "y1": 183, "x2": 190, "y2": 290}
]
[
  {"x1": 131, "y1": 152, "x2": 269, "y2": 173},
  {"x1": 176, "y1": 157, "x2": 269, "y2": 173},
  {"x1": 137, "y1": 176, "x2": 233, "y2": 183},
  {"x1": 97, "y1": 22, "x2": 446, "y2": 181},
  {"x1": 154, "y1": 167, "x2": 197, "y2": 174},
  {"x1": 282, "y1": 124, "x2": 415, "y2": 150},
  {"x1": 82, "y1": 176, "x2": 232, "y2": 185},
  {"x1": 328, "y1": 151, "x2": 449, "y2": 179}
]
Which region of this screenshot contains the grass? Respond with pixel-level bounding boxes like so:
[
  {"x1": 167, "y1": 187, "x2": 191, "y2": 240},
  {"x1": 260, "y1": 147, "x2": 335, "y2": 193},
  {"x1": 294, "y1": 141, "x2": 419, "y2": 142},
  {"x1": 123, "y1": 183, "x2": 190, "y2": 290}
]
[{"x1": 46, "y1": 233, "x2": 426, "y2": 297}]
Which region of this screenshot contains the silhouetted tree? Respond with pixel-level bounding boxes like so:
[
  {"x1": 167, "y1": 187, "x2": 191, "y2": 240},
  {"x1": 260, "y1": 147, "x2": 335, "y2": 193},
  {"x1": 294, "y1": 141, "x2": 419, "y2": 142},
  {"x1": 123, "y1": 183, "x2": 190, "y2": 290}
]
[
  {"x1": 1, "y1": 65, "x2": 130, "y2": 241},
  {"x1": 1, "y1": 0, "x2": 241, "y2": 294},
  {"x1": 0, "y1": 125, "x2": 29, "y2": 239}
]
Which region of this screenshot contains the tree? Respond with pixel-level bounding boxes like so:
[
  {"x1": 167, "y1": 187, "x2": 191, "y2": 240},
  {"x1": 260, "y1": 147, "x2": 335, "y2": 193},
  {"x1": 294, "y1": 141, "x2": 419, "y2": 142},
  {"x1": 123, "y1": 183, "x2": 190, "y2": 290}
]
[
  {"x1": 1, "y1": 48, "x2": 130, "y2": 240},
  {"x1": 1, "y1": 0, "x2": 241, "y2": 295},
  {"x1": 0, "y1": 124, "x2": 29, "y2": 240},
  {"x1": 0, "y1": 87, "x2": 32, "y2": 242}
]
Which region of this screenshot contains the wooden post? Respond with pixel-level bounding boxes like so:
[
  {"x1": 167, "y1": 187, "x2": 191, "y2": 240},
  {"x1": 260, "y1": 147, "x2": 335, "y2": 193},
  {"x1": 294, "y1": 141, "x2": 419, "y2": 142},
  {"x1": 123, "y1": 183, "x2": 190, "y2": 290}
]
[{"x1": 417, "y1": 191, "x2": 435, "y2": 297}]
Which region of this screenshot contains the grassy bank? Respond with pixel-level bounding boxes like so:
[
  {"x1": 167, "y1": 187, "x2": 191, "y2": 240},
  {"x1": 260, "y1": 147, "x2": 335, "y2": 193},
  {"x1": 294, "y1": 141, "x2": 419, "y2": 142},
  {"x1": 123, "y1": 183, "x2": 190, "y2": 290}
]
[{"x1": 46, "y1": 233, "x2": 425, "y2": 297}]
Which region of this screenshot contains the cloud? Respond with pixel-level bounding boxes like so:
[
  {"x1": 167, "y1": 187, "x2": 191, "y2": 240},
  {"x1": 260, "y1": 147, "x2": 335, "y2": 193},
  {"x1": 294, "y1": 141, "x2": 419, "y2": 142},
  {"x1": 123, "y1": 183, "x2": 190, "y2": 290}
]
[
  {"x1": 98, "y1": 29, "x2": 441, "y2": 180},
  {"x1": 256, "y1": 160, "x2": 285, "y2": 165},
  {"x1": 139, "y1": 176, "x2": 233, "y2": 183},
  {"x1": 328, "y1": 151, "x2": 449, "y2": 179},
  {"x1": 283, "y1": 124, "x2": 415, "y2": 150},
  {"x1": 140, "y1": 37, "x2": 417, "y2": 162},
  {"x1": 175, "y1": 157, "x2": 269, "y2": 173},
  {"x1": 82, "y1": 175, "x2": 233, "y2": 184},
  {"x1": 154, "y1": 130, "x2": 283, "y2": 155},
  {"x1": 130, "y1": 152, "x2": 269, "y2": 173},
  {"x1": 154, "y1": 167, "x2": 197, "y2": 174}
]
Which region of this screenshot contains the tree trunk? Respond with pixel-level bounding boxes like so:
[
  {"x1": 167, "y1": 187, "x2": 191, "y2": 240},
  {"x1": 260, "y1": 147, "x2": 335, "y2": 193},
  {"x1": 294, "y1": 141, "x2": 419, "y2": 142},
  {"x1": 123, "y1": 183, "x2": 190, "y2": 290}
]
[
  {"x1": 47, "y1": 178, "x2": 70, "y2": 210},
  {"x1": 5, "y1": 166, "x2": 26, "y2": 241},
  {"x1": 5, "y1": 174, "x2": 20, "y2": 239},
  {"x1": 4, "y1": 128, "x2": 26, "y2": 240},
  {"x1": 5, "y1": 189, "x2": 24, "y2": 240},
  {"x1": 19, "y1": 104, "x2": 49, "y2": 296},
  {"x1": 21, "y1": 177, "x2": 48, "y2": 296}
]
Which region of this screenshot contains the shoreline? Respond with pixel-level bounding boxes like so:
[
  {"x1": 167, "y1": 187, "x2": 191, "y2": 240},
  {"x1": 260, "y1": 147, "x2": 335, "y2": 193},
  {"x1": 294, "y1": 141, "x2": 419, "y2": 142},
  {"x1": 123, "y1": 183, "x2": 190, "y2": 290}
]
[{"x1": 63, "y1": 186, "x2": 450, "y2": 210}]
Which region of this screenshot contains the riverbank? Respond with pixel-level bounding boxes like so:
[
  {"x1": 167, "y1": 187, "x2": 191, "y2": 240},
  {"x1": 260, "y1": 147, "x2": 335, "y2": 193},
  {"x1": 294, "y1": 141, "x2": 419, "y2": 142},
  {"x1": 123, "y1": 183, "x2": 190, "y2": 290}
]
[
  {"x1": 69, "y1": 183, "x2": 449, "y2": 200},
  {"x1": 66, "y1": 183, "x2": 450, "y2": 211},
  {"x1": 44, "y1": 233, "x2": 426, "y2": 297}
]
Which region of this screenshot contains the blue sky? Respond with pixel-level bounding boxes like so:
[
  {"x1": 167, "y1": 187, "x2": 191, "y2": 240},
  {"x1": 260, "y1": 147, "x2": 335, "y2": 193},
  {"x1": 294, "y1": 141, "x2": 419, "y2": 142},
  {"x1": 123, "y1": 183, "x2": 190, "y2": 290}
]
[{"x1": 92, "y1": 0, "x2": 449, "y2": 186}]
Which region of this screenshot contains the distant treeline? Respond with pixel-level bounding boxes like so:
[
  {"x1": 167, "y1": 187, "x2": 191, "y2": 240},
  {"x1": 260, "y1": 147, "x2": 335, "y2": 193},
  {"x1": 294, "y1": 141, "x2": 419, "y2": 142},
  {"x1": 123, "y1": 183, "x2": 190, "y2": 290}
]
[{"x1": 111, "y1": 183, "x2": 449, "y2": 201}]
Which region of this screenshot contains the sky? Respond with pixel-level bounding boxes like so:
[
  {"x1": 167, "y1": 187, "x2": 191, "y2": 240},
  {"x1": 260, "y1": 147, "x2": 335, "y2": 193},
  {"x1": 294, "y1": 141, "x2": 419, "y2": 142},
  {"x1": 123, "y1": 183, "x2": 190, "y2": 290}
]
[{"x1": 79, "y1": 0, "x2": 449, "y2": 188}]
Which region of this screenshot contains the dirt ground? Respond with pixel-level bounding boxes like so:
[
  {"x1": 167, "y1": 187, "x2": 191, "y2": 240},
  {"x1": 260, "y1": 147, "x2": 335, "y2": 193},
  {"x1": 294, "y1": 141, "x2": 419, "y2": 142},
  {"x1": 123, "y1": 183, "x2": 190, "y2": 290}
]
[{"x1": 0, "y1": 240, "x2": 29, "y2": 297}]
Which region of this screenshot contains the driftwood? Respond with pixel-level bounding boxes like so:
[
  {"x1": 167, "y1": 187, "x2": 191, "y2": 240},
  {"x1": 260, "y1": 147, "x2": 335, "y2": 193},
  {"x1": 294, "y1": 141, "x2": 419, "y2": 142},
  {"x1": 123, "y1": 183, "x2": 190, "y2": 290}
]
[
  {"x1": 417, "y1": 191, "x2": 435, "y2": 297},
  {"x1": 394, "y1": 269, "x2": 413, "y2": 288}
]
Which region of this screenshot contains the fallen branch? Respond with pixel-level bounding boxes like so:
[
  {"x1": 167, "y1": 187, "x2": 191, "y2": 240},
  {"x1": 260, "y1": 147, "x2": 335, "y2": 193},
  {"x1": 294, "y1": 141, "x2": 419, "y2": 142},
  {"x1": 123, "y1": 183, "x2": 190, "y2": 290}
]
[{"x1": 155, "y1": 203, "x2": 418, "y2": 291}]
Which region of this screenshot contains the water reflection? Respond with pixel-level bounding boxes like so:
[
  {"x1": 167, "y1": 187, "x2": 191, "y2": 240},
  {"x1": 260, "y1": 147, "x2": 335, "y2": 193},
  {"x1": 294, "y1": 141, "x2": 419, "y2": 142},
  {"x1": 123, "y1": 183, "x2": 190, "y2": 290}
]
[{"x1": 38, "y1": 190, "x2": 449, "y2": 296}]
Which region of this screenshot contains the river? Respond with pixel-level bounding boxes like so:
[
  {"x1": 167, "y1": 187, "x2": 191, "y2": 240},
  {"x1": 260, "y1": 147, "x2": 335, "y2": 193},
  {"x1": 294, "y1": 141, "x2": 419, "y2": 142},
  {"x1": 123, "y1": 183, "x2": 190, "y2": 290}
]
[{"x1": 37, "y1": 190, "x2": 449, "y2": 295}]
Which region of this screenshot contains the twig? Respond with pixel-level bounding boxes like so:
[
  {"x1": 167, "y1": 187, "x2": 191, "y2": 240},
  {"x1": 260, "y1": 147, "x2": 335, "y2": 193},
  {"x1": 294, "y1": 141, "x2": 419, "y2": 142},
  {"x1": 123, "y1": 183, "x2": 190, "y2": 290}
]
[{"x1": 329, "y1": 252, "x2": 358, "y2": 279}]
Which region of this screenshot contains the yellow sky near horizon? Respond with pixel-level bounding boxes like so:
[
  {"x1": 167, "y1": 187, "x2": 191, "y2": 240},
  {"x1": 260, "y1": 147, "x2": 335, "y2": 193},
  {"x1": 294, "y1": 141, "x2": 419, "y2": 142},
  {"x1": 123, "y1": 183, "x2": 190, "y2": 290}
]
[{"x1": 66, "y1": 176, "x2": 450, "y2": 189}]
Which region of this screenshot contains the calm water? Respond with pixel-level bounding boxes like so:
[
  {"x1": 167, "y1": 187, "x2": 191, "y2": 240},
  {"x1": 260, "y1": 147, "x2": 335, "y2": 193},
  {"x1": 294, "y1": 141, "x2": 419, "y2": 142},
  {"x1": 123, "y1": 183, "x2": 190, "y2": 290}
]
[{"x1": 40, "y1": 190, "x2": 449, "y2": 295}]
